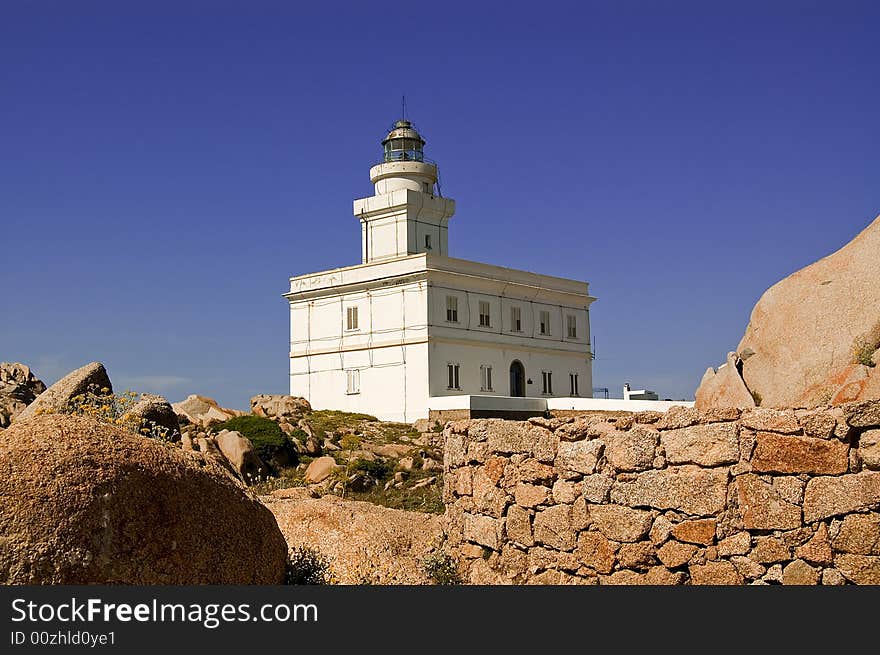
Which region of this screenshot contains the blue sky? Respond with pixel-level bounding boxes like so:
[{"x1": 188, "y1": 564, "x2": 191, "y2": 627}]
[{"x1": 2, "y1": 1, "x2": 877, "y2": 409}]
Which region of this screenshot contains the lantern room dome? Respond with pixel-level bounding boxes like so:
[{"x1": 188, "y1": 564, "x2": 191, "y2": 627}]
[{"x1": 382, "y1": 120, "x2": 425, "y2": 146}]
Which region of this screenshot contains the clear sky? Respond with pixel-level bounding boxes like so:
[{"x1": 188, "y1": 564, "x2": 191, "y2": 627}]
[{"x1": 2, "y1": 1, "x2": 878, "y2": 409}]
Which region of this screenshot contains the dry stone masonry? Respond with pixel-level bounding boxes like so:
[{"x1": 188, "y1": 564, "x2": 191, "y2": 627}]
[{"x1": 442, "y1": 401, "x2": 880, "y2": 584}]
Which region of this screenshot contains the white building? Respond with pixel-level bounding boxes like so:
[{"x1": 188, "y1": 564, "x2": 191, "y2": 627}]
[
  {"x1": 284, "y1": 119, "x2": 596, "y2": 422},
  {"x1": 623, "y1": 383, "x2": 659, "y2": 401}
]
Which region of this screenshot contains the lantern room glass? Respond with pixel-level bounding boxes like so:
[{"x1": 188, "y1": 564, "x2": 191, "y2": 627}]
[{"x1": 383, "y1": 138, "x2": 424, "y2": 162}]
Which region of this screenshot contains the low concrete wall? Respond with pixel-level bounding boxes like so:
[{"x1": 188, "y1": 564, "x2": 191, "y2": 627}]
[
  {"x1": 547, "y1": 397, "x2": 694, "y2": 412},
  {"x1": 442, "y1": 401, "x2": 880, "y2": 584},
  {"x1": 428, "y1": 395, "x2": 693, "y2": 421}
]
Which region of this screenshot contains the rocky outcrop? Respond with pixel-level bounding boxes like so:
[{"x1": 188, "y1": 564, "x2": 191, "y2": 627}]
[
  {"x1": 264, "y1": 489, "x2": 443, "y2": 584},
  {"x1": 0, "y1": 362, "x2": 46, "y2": 427},
  {"x1": 0, "y1": 414, "x2": 287, "y2": 584},
  {"x1": 171, "y1": 394, "x2": 242, "y2": 427},
  {"x1": 695, "y1": 352, "x2": 756, "y2": 410},
  {"x1": 214, "y1": 429, "x2": 268, "y2": 482},
  {"x1": 129, "y1": 393, "x2": 180, "y2": 440},
  {"x1": 16, "y1": 362, "x2": 112, "y2": 422},
  {"x1": 443, "y1": 402, "x2": 880, "y2": 584},
  {"x1": 696, "y1": 215, "x2": 880, "y2": 408},
  {"x1": 251, "y1": 394, "x2": 311, "y2": 426}
]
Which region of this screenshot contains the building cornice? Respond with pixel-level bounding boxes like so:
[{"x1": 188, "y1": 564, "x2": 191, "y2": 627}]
[{"x1": 284, "y1": 254, "x2": 595, "y2": 304}]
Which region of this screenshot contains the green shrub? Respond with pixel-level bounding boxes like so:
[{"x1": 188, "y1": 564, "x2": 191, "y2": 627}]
[
  {"x1": 212, "y1": 415, "x2": 297, "y2": 471},
  {"x1": 422, "y1": 552, "x2": 461, "y2": 585},
  {"x1": 288, "y1": 428, "x2": 308, "y2": 442},
  {"x1": 306, "y1": 410, "x2": 378, "y2": 438},
  {"x1": 286, "y1": 546, "x2": 332, "y2": 585},
  {"x1": 351, "y1": 458, "x2": 392, "y2": 480},
  {"x1": 854, "y1": 336, "x2": 878, "y2": 367},
  {"x1": 347, "y1": 471, "x2": 445, "y2": 514}
]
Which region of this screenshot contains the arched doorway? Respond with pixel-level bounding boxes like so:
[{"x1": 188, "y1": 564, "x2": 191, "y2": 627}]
[{"x1": 509, "y1": 360, "x2": 525, "y2": 397}]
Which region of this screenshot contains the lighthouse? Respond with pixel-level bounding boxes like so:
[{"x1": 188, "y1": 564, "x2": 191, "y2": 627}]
[{"x1": 285, "y1": 117, "x2": 595, "y2": 422}]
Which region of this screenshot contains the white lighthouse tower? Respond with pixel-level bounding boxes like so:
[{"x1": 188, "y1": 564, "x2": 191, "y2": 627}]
[
  {"x1": 285, "y1": 117, "x2": 596, "y2": 422},
  {"x1": 354, "y1": 120, "x2": 456, "y2": 263}
]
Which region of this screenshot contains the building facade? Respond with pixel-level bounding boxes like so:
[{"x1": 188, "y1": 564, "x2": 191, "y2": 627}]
[{"x1": 285, "y1": 120, "x2": 595, "y2": 422}]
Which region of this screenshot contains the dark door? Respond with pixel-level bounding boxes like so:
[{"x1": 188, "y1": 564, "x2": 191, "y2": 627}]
[{"x1": 509, "y1": 360, "x2": 525, "y2": 397}]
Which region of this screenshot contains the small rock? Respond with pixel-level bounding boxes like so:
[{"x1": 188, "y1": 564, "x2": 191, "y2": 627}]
[
  {"x1": 410, "y1": 476, "x2": 437, "y2": 490},
  {"x1": 717, "y1": 531, "x2": 751, "y2": 557},
  {"x1": 860, "y1": 429, "x2": 880, "y2": 470},
  {"x1": 782, "y1": 559, "x2": 819, "y2": 585},
  {"x1": 730, "y1": 555, "x2": 765, "y2": 580},
  {"x1": 821, "y1": 568, "x2": 846, "y2": 586},
  {"x1": 575, "y1": 531, "x2": 617, "y2": 574},
  {"x1": 750, "y1": 536, "x2": 790, "y2": 564},
  {"x1": 304, "y1": 456, "x2": 340, "y2": 483},
  {"x1": 656, "y1": 540, "x2": 698, "y2": 568},
  {"x1": 763, "y1": 564, "x2": 784, "y2": 583},
  {"x1": 670, "y1": 518, "x2": 716, "y2": 546},
  {"x1": 618, "y1": 542, "x2": 656, "y2": 570},
  {"x1": 515, "y1": 483, "x2": 551, "y2": 508},
  {"x1": 533, "y1": 505, "x2": 576, "y2": 551},
  {"x1": 795, "y1": 523, "x2": 833, "y2": 565},
  {"x1": 834, "y1": 553, "x2": 880, "y2": 584},
  {"x1": 649, "y1": 515, "x2": 673, "y2": 545},
  {"x1": 690, "y1": 560, "x2": 744, "y2": 585},
  {"x1": 831, "y1": 512, "x2": 880, "y2": 554},
  {"x1": 590, "y1": 505, "x2": 653, "y2": 543}
]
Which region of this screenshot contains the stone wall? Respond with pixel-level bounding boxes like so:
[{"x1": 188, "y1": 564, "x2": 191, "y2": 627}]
[{"x1": 442, "y1": 401, "x2": 880, "y2": 584}]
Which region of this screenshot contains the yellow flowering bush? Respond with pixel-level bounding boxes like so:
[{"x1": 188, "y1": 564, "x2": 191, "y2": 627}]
[{"x1": 66, "y1": 384, "x2": 177, "y2": 442}]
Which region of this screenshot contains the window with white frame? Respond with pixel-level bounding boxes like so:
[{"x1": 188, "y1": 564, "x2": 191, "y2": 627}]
[
  {"x1": 510, "y1": 306, "x2": 522, "y2": 332},
  {"x1": 446, "y1": 295, "x2": 458, "y2": 322},
  {"x1": 542, "y1": 370, "x2": 553, "y2": 394},
  {"x1": 539, "y1": 310, "x2": 551, "y2": 335},
  {"x1": 569, "y1": 373, "x2": 579, "y2": 396},
  {"x1": 479, "y1": 300, "x2": 491, "y2": 327},
  {"x1": 480, "y1": 365, "x2": 494, "y2": 392},
  {"x1": 346, "y1": 306, "x2": 359, "y2": 330},
  {"x1": 567, "y1": 314, "x2": 577, "y2": 338},
  {"x1": 447, "y1": 363, "x2": 461, "y2": 390},
  {"x1": 346, "y1": 369, "x2": 360, "y2": 394}
]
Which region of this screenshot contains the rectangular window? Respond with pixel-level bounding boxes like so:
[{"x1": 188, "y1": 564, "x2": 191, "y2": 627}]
[
  {"x1": 542, "y1": 370, "x2": 553, "y2": 394},
  {"x1": 567, "y1": 314, "x2": 577, "y2": 339},
  {"x1": 346, "y1": 306, "x2": 359, "y2": 330},
  {"x1": 480, "y1": 365, "x2": 494, "y2": 392},
  {"x1": 447, "y1": 363, "x2": 461, "y2": 390},
  {"x1": 479, "y1": 300, "x2": 491, "y2": 327},
  {"x1": 446, "y1": 295, "x2": 458, "y2": 323},
  {"x1": 539, "y1": 310, "x2": 551, "y2": 335},
  {"x1": 569, "y1": 373, "x2": 579, "y2": 396},
  {"x1": 510, "y1": 306, "x2": 522, "y2": 332},
  {"x1": 425, "y1": 234, "x2": 432, "y2": 250},
  {"x1": 346, "y1": 369, "x2": 360, "y2": 394}
]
